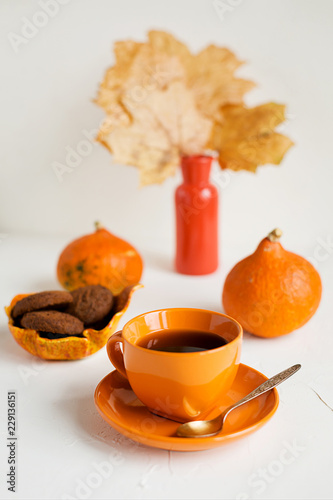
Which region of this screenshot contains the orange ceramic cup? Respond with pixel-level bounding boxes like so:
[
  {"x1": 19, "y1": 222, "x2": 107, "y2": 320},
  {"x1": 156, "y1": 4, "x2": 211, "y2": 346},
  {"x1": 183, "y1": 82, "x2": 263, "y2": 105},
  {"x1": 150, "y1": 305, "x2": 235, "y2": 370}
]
[{"x1": 107, "y1": 308, "x2": 243, "y2": 422}]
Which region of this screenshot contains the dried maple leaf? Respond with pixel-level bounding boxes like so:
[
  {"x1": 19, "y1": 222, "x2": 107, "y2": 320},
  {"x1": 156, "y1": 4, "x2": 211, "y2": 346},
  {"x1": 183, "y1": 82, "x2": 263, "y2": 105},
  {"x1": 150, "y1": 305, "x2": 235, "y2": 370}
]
[
  {"x1": 96, "y1": 30, "x2": 292, "y2": 184},
  {"x1": 210, "y1": 103, "x2": 294, "y2": 172},
  {"x1": 98, "y1": 81, "x2": 212, "y2": 185},
  {"x1": 147, "y1": 32, "x2": 254, "y2": 120},
  {"x1": 96, "y1": 34, "x2": 186, "y2": 115},
  {"x1": 187, "y1": 45, "x2": 255, "y2": 121},
  {"x1": 96, "y1": 30, "x2": 255, "y2": 122},
  {"x1": 147, "y1": 30, "x2": 193, "y2": 77},
  {"x1": 95, "y1": 40, "x2": 143, "y2": 114}
]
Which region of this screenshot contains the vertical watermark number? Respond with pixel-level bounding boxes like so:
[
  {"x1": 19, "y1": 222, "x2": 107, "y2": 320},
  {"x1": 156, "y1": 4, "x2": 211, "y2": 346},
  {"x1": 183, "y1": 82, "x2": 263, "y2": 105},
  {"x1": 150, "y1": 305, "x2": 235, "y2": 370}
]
[{"x1": 7, "y1": 391, "x2": 17, "y2": 493}]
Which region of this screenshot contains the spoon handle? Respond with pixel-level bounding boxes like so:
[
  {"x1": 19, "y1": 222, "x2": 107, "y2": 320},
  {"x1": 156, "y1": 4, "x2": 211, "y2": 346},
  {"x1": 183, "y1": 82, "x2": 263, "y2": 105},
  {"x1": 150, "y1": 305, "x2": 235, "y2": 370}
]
[{"x1": 222, "y1": 364, "x2": 301, "y2": 420}]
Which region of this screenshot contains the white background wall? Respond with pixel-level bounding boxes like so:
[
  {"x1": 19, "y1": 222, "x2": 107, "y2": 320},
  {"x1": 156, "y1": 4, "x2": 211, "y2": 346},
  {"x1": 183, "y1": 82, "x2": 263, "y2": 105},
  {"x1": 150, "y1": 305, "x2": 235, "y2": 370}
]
[{"x1": 1, "y1": 0, "x2": 332, "y2": 258}]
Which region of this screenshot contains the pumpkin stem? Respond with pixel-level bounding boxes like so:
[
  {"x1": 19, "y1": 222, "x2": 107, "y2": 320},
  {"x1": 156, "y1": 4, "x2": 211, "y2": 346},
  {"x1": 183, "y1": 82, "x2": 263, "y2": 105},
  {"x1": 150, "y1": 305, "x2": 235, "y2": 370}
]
[
  {"x1": 94, "y1": 221, "x2": 103, "y2": 231},
  {"x1": 267, "y1": 228, "x2": 283, "y2": 242}
]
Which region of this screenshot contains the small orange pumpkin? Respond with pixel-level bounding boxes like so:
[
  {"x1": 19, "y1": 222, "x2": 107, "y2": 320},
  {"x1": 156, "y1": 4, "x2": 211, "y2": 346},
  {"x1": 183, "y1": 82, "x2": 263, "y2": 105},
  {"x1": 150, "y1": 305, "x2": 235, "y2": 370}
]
[
  {"x1": 57, "y1": 222, "x2": 143, "y2": 295},
  {"x1": 5, "y1": 285, "x2": 142, "y2": 360},
  {"x1": 222, "y1": 229, "x2": 322, "y2": 337}
]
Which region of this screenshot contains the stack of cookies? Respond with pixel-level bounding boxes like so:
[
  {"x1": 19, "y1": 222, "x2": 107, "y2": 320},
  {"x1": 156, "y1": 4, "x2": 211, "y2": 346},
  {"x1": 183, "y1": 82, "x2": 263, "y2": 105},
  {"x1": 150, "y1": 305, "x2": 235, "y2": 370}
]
[{"x1": 11, "y1": 285, "x2": 114, "y2": 339}]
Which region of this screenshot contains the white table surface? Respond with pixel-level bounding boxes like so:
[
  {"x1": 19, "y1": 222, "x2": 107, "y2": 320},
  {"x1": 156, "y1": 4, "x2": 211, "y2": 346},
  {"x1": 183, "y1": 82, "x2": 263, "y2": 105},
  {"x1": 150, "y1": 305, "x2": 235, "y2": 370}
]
[{"x1": 0, "y1": 234, "x2": 332, "y2": 500}]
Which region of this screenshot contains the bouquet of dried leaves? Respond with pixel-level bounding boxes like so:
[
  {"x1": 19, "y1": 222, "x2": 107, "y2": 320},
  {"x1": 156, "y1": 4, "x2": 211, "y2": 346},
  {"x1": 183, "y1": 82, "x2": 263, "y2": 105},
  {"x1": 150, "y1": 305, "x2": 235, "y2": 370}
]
[{"x1": 96, "y1": 31, "x2": 293, "y2": 186}]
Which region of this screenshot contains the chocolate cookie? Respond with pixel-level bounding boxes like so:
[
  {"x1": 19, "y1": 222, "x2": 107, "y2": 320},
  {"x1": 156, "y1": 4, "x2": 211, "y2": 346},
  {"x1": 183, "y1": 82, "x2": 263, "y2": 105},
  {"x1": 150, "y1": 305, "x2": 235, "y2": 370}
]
[
  {"x1": 67, "y1": 285, "x2": 114, "y2": 325},
  {"x1": 21, "y1": 311, "x2": 84, "y2": 335},
  {"x1": 12, "y1": 291, "x2": 73, "y2": 319},
  {"x1": 112, "y1": 286, "x2": 132, "y2": 314}
]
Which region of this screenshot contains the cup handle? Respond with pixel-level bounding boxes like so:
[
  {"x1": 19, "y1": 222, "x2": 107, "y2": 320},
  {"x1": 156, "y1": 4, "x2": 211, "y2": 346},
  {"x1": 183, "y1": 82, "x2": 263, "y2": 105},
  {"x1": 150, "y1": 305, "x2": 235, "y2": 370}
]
[{"x1": 107, "y1": 331, "x2": 127, "y2": 379}]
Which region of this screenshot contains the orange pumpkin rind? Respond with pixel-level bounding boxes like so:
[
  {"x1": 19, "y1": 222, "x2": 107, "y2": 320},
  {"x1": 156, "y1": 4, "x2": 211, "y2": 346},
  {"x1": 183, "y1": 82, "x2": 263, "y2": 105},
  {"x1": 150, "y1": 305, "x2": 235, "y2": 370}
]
[
  {"x1": 57, "y1": 222, "x2": 143, "y2": 295},
  {"x1": 222, "y1": 229, "x2": 322, "y2": 338},
  {"x1": 5, "y1": 284, "x2": 143, "y2": 360}
]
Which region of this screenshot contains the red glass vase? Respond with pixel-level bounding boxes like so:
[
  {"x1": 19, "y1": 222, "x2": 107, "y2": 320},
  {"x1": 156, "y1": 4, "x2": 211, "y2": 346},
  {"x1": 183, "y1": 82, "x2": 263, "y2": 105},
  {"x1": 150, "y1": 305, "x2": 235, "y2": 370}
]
[{"x1": 175, "y1": 155, "x2": 218, "y2": 275}]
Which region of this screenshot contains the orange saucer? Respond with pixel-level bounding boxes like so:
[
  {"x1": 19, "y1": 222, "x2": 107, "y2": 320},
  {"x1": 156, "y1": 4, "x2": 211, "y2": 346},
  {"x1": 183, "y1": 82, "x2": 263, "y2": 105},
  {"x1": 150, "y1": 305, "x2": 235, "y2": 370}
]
[{"x1": 94, "y1": 363, "x2": 279, "y2": 452}]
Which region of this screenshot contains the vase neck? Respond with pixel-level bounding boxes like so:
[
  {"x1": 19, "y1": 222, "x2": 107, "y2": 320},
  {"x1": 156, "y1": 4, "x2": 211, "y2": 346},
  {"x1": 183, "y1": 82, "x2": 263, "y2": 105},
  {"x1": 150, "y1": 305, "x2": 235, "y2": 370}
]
[{"x1": 181, "y1": 155, "x2": 213, "y2": 185}]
